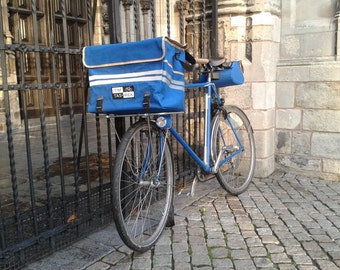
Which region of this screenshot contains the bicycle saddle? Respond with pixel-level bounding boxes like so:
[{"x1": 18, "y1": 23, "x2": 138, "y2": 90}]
[{"x1": 209, "y1": 58, "x2": 226, "y2": 67}]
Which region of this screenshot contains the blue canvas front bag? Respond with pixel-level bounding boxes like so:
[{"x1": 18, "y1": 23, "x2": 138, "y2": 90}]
[
  {"x1": 83, "y1": 37, "x2": 187, "y2": 115},
  {"x1": 199, "y1": 61, "x2": 244, "y2": 88}
]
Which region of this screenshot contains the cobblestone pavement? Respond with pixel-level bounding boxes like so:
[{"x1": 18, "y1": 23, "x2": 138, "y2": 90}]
[{"x1": 25, "y1": 170, "x2": 340, "y2": 270}]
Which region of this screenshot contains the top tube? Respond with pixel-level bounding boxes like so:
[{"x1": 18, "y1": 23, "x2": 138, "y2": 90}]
[
  {"x1": 185, "y1": 82, "x2": 212, "y2": 89},
  {"x1": 185, "y1": 81, "x2": 222, "y2": 105}
]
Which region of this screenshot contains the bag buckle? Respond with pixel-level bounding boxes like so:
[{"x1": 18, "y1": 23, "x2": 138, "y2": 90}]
[
  {"x1": 143, "y1": 91, "x2": 150, "y2": 111},
  {"x1": 96, "y1": 96, "x2": 104, "y2": 113}
]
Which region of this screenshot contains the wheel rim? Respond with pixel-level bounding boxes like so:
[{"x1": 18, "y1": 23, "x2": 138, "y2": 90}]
[
  {"x1": 212, "y1": 108, "x2": 255, "y2": 193},
  {"x1": 115, "y1": 123, "x2": 173, "y2": 250}
]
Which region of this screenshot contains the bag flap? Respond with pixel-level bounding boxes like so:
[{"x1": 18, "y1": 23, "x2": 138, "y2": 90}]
[{"x1": 83, "y1": 37, "x2": 186, "y2": 68}]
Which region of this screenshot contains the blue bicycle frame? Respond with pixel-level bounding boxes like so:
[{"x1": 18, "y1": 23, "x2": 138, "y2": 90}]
[{"x1": 160, "y1": 81, "x2": 244, "y2": 175}]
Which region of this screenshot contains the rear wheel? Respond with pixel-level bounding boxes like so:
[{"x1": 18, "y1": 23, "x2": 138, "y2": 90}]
[
  {"x1": 211, "y1": 105, "x2": 255, "y2": 194},
  {"x1": 113, "y1": 120, "x2": 174, "y2": 252}
]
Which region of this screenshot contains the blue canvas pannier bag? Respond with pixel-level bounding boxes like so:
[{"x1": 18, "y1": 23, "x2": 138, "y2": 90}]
[
  {"x1": 199, "y1": 61, "x2": 244, "y2": 88},
  {"x1": 82, "y1": 37, "x2": 187, "y2": 115}
]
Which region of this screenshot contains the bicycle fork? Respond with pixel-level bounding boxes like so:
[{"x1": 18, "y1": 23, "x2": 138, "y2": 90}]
[{"x1": 138, "y1": 119, "x2": 168, "y2": 188}]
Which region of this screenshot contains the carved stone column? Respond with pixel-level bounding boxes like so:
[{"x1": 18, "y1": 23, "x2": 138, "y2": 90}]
[
  {"x1": 140, "y1": 0, "x2": 152, "y2": 39},
  {"x1": 122, "y1": 0, "x2": 134, "y2": 41}
]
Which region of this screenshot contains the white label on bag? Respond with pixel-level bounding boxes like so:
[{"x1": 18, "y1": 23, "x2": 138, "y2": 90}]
[{"x1": 112, "y1": 86, "x2": 135, "y2": 99}]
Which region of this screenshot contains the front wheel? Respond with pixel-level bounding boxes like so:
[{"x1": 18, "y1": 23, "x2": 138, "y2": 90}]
[
  {"x1": 112, "y1": 120, "x2": 174, "y2": 252},
  {"x1": 211, "y1": 105, "x2": 255, "y2": 195}
]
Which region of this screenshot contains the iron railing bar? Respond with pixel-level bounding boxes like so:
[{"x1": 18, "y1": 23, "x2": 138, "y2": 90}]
[
  {"x1": 81, "y1": 93, "x2": 92, "y2": 214},
  {"x1": 95, "y1": 115, "x2": 104, "y2": 222},
  {"x1": 0, "y1": 82, "x2": 72, "y2": 91},
  {"x1": 166, "y1": 0, "x2": 170, "y2": 36},
  {"x1": 177, "y1": 0, "x2": 185, "y2": 186},
  {"x1": 17, "y1": 33, "x2": 38, "y2": 238},
  {"x1": 179, "y1": 0, "x2": 184, "y2": 44},
  {"x1": 107, "y1": 0, "x2": 122, "y2": 44},
  {"x1": 61, "y1": 0, "x2": 81, "y2": 222},
  {"x1": 199, "y1": 88, "x2": 203, "y2": 159},
  {"x1": 191, "y1": 0, "x2": 197, "y2": 60},
  {"x1": 151, "y1": 0, "x2": 155, "y2": 37},
  {"x1": 211, "y1": 0, "x2": 218, "y2": 58},
  {"x1": 134, "y1": 0, "x2": 141, "y2": 41},
  {"x1": 77, "y1": 0, "x2": 95, "y2": 164},
  {"x1": 107, "y1": 1, "x2": 125, "y2": 148},
  {"x1": 191, "y1": 0, "x2": 198, "y2": 179},
  {"x1": 90, "y1": 0, "x2": 96, "y2": 44},
  {"x1": 187, "y1": 89, "x2": 193, "y2": 180},
  {"x1": 182, "y1": 91, "x2": 188, "y2": 187},
  {"x1": 0, "y1": 1, "x2": 25, "y2": 257},
  {"x1": 202, "y1": 0, "x2": 208, "y2": 58},
  {"x1": 5, "y1": 43, "x2": 80, "y2": 54},
  {"x1": 193, "y1": 88, "x2": 198, "y2": 161},
  {"x1": 107, "y1": 117, "x2": 114, "y2": 207},
  {"x1": 49, "y1": 7, "x2": 67, "y2": 226},
  {"x1": 78, "y1": 0, "x2": 95, "y2": 162},
  {"x1": 78, "y1": 41, "x2": 92, "y2": 215},
  {"x1": 78, "y1": 0, "x2": 96, "y2": 214},
  {"x1": 199, "y1": 0, "x2": 207, "y2": 159},
  {"x1": 173, "y1": 113, "x2": 181, "y2": 186},
  {"x1": 0, "y1": 1, "x2": 11, "y2": 252},
  {"x1": 32, "y1": 0, "x2": 51, "y2": 241}
]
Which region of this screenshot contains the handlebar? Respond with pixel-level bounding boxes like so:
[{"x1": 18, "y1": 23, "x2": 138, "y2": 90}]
[
  {"x1": 195, "y1": 58, "x2": 210, "y2": 65},
  {"x1": 195, "y1": 58, "x2": 228, "y2": 68}
]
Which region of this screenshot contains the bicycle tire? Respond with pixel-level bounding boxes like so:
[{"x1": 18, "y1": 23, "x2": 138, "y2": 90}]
[
  {"x1": 112, "y1": 119, "x2": 174, "y2": 252},
  {"x1": 211, "y1": 105, "x2": 255, "y2": 195}
]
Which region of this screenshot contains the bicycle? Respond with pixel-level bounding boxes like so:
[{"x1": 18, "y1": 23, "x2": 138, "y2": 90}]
[{"x1": 111, "y1": 58, "x2": 256, "y2": 252}]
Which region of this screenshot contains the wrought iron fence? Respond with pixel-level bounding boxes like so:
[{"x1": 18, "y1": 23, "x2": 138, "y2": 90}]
[{"x1": 0, "y1": 0, "x2": 213, "y2": 268}]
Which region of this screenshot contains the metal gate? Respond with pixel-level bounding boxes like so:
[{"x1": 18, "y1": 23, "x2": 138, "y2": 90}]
[{"x1": 0, "y1": 0, "x2": 214, "y2": 268}]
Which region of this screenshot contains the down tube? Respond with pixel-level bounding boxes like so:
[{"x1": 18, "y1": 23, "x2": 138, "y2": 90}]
[
  {"x1": 217, "y1": 115, "x2": 244, "y2": 167},
  {"x1": 169, "y1": 127, "x2": 212, "y2": 174}
]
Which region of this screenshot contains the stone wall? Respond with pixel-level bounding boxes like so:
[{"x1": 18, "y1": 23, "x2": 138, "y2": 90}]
[
  {"x1": 217, "y1": 0, "x2": 280, "y2": 177},
  {"x1": 276, "y1": 0, "x2": 340, "y2": 180},
  {"x1": 217, "y1": 0, "x2": 340, "y2": 180}
]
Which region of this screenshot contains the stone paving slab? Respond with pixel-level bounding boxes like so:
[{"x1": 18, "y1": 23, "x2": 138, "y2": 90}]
[
  {"x1": 24, "y1": 177, "x2": 220, "y2": 270},
  {"x1": 25, "y1": 170, "x2": 340, "y2": 270}
]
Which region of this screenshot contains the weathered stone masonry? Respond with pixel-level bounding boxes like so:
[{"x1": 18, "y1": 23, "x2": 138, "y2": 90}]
[
  {"x1": 276, "y1": 0, "x2": 340, "y2": 180},
  {"x1": 216, "y1": 0, "x2": 280, "y2": 178},
  {"x1": 86, "y1": 0, "x2": 340, "y2": 180},
  {"x1": 212, "y1": 0, "x2": 339, "y2": 180}
]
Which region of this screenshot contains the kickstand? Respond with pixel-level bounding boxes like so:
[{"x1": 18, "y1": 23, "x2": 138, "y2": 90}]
[{"x1": 187, "y1": 175, "x2": 198, "y2": 197}]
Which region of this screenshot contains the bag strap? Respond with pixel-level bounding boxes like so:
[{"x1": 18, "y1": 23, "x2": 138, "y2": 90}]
[
  {"x1": 96, "y1": 96, "x2": 104, "y2": 113},
  {"x1": 178, "y1": 51, "x2": 196, "y2": 72}
]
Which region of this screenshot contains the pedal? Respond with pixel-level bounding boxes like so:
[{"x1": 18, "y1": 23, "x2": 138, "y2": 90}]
[
  {"x1": 197, "y1": 168, "x2": 207, "y2": 182},
  {"x1": 224, "y1": 145, "x2": 239, "y2": 153}
]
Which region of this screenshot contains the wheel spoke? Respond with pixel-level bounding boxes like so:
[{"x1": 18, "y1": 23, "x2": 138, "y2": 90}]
[
  {"x1": 113, "y1": 120, "x2": 174, "y2": 252},
  {"x1": 211, "y1": 106, "x2": 255, "y2": 194}
]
